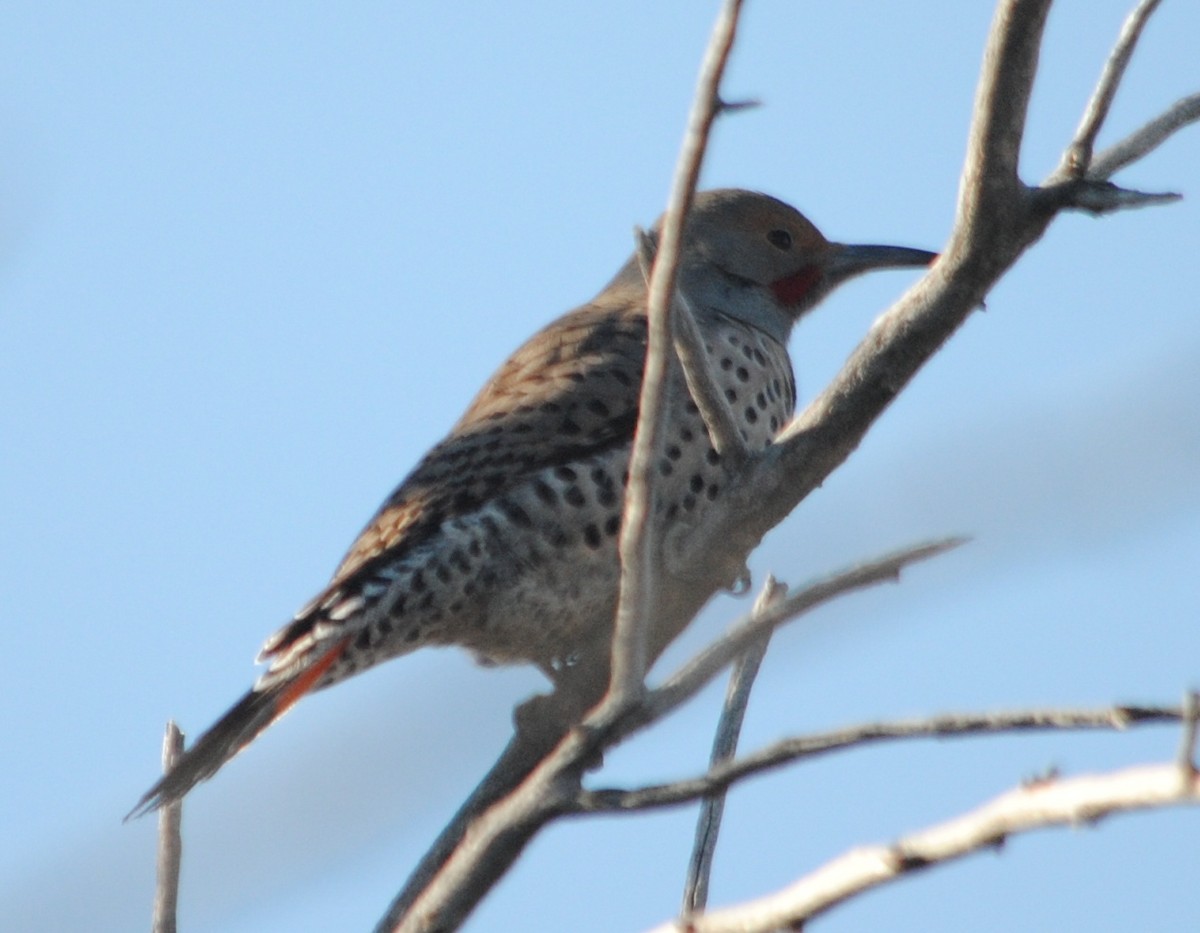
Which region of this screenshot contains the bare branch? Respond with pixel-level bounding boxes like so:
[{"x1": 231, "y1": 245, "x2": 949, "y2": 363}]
[
  {"x1": 374, "y1": 2, "x2": 1195, "y2": 928},
  {"x1": 958, "y1": 0, "x2": 1053, "y2": 225},
  {"x1": 576, "y1": 704, "x2": 1181, "y2": 814},
  {"x1": 643, "y1": 539, "x2": 966, "y2": 730},
  {"x1": 376, "y1": 4, "x2": 750, "y2": 929},
  {"x1": 1061, "y1": 0, "x2": 1164, "y2": 176},
  {"x1": 635, "y1": 229, "x2": 752, "y2": 471},
  {"x1": 1089, "y1": 92, "x2": 1200, "y2": 179},
  {"x1": 152, "y1": 722, "x2": 184, "y2": 933},
  {"x1": 682, "y1": 577, "x2": 785, "y2": 916},
  {"x1": 644, "y1": 761, "x2": 1200, "y2": 933},
  {"x1": 609, "y1": 0, "x2": 747, "y2": 701}
]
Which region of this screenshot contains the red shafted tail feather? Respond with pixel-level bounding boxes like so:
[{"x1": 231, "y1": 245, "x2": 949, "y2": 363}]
[{"x1": 125, "y1": 636, "x2": 350, "y2": 821}]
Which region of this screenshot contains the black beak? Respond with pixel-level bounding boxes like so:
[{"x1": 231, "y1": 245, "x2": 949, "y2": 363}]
[{"x1": 824, "y1": 243, "x2": 938, "y2": 286}]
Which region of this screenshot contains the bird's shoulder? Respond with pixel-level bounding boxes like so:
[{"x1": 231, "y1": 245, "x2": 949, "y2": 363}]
[{"x1": 335, "y1": 298, "x2": 647, "y2": 582}]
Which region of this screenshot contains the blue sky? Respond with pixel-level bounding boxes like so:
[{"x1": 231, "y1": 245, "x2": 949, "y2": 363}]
[{"x1": 1, "y1": 2, "x2": 1197, "y2": 931}]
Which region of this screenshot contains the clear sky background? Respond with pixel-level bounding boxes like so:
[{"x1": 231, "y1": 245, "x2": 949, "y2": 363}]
[{"x1": 2, "y1": 2, "x2": 1198, "y2": 931}]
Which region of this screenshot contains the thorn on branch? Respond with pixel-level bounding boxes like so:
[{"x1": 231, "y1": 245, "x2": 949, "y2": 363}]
[
  {"x1": 1035, "y1": 179, "x2": 1181, "y2": 216},
  {"x1": 1176, "y1": 690, "x2": 1199, "y2": 787},
  {"x1": 716, "y1": 96, "x2": 761, "y2": 115},
  {"x1": 1021, "y1": 764, "x2": 1061, "y2": 788}
]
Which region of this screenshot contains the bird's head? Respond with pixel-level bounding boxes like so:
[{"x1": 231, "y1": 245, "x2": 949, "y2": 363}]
[{"x1": 666, "y1": 188, "x2": 936, "y2": 342}]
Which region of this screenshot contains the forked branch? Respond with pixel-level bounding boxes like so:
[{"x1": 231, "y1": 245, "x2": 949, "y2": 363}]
[{"x1": 376, "y1": 0, "x2": 1197, "y2": 929}]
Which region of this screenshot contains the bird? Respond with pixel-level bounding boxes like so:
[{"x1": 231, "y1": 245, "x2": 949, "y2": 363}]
[{"x1": 127, "y1": 188, "x2": 934, "y2": 819}]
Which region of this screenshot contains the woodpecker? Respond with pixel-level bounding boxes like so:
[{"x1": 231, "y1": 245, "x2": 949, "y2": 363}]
[{"x1": 128, "y1": 189, "x2": 934, "y2": 818}]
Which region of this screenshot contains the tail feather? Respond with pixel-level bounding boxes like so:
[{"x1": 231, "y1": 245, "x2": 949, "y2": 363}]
[{"x1": 125, "y1": 636, "x2": 349, "y2": 821}]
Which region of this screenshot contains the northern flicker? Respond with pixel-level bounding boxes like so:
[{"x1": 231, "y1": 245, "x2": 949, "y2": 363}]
[{"x1": 128, "y1": 189, "x2": 934, "y2": 818}]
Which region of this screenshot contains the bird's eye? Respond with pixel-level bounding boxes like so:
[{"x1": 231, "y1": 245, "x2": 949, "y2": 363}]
[{"x1": 767, "y1": 229, "x2": 792, "y2": 250}]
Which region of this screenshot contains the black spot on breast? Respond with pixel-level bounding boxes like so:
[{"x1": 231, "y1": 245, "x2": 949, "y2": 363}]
[
  {"x1": 586, "y1": 398, "x2": 610, "y2": 417},
  {"x1": 604, "y1": 515, "x2": 621, "y2": 536},
  {"x1": 533, "y1": 479, "x2": 557, "y2": 505},
  {"x1": 689, "y1": 474, "x2": 704, "y2": 493},
  {"x1": 355, "y1": 629, "x2": 373, "y2": 651},
  {"x1": 720, "y1": 357, "x2": 733, "y2": 371},
  {"x1": 705, "y1": 448, "x2": 721, "y2": 465},
  {"x1": 564, "y1": 486, "x2": 586, "y2": 507},
  {"x1": 555, "y1": 466, "x2": 578, "y2": 482},
  {"x1": 745, "y1": 407, "x2": 758, "y2": 424},
  {"x1": 724, "y1": 388, "x2": 737, "y2": 402},
  {"x1": 497, "y1": 498, "x2": 533, "y2": 527},
  {"x1": 583, "y1": 524, "x2": 602, "y2": 549},
  {"x1": 736, "y1": 366, "x2": 750, "y2": 382},
  {"x1": 666, "y1": 445, "x2": 682, "y2": 461},
  {"x1": 561, "y1": 417, "x2": 582, "y2": 435},
  {"x1": 411, "y1": 571, "x2": 427, "y2": 593}
]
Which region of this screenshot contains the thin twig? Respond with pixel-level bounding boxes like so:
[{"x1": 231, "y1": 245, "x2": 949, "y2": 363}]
[
  {"x1": 682, "y1": 576, "x2": 786, "y2": 916},
  {"x1": 608, "y1": 0, "x2": 747, "y2": 702},
  {"x1": 643, "y1": 761, "x2": 1200, "y2": 933},
  {"x1": 152, "y1": 721, "x2": 185, "y2": 933},
  {"x1": 635, "y1": 229, "x2": 752, "y2": 471},
  {"x1": 1089, "y1": 93, "x2": 1200, "y2": 179},
  {"x1": 376, "y1": 4, "x2": 751, "y2": 929},
  {"x1": 1061, "y1": 0, "x2": 1164, "y2": 177},
  {"x1": 643, "y1": 538, "x2": 966, "y2": 728},
  {"x1": 576, "y1": 704, "x2": 1181, "y2": 813}
]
